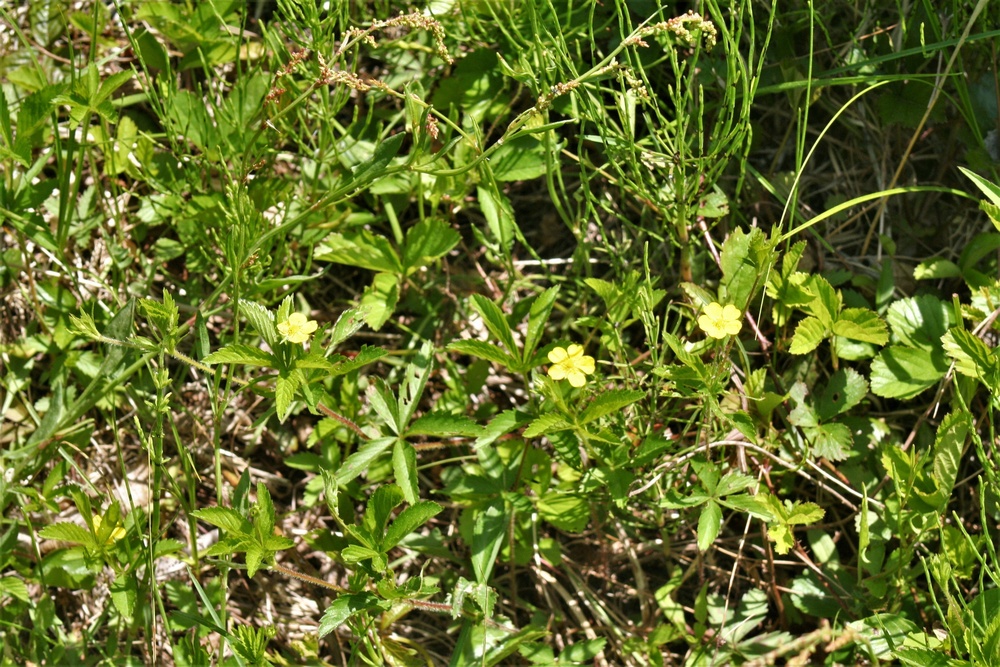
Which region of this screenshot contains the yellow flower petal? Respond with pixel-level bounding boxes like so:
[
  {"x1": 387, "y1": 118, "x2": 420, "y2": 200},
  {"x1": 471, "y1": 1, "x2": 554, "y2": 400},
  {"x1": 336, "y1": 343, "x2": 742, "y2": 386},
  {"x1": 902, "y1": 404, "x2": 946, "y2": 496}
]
[
  {"x1": 278, "y1": 312, "x2": 318, "y2": 344},
  {"x1": 546, "y1": 344, "x2": 595, "y2": 386},
  {"x1": 698, "y1": 302, "x2": 742, "y2": 339}
]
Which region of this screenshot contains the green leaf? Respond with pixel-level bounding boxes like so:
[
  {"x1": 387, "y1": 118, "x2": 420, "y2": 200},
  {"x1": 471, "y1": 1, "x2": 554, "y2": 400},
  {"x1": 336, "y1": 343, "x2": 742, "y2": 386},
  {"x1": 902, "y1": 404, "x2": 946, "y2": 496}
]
[
  {"x1": 329, "y1": 345, "x2": 387, "y2": 377},
  {"x1": 490, "y1": 135, "x2": 547, "y2": 181},
  {"x1": 870, "y1": 346, "x2": 949, "y2": 398},
  {"x1": 393, "y1": 441, "x2": 419, "y2": 505},
  {"x1": 335, "y1": 437, "x2": 396, "y2": 487},
  {"x1": 477, "y1": 185, "x2": 516, "y2": 252},
  {"x1": 720, "y1": 227, "x2": 773, "y2": 310},
  {"x1": 475, "y1": 410, "x2": 533, "y2": 449},
  {"x1": 402, "y1": 218, "x2": 461, "y2": 272},
  {"x1": 317, "y1": 592, "x2": 386, "y2": 638},
  {"x1": 191, "y1": 507, "x2": 252, "y2": 535},
  {"x1": 886, "y1": 295, "x2": 951, "y2": 349},
  {"x1": 523, "y1": 413, "x2": 573, "y2": 438},
  {"x1": 942, "y1": 327, "x2": 999, "y2": 381},
  {"x1": 359, "y1": 272, "x2": 400, "y2": 331},
  {"x1": 469, "y1": 294, "x2": 519, "y2": 362},
  {"x1": 783, "y1": 500, "x2": 825, "y2": 525},
  {"x1": 407, "y1": 412, "x2": 483, "y2": 438},
  {"x1": 349, "y1": 132, "x2": 406, "y2": 190},
  {"x1": 275, "y1": 372, "x2": 300, "y2": 422},
  {"x1": 696, "y1": 500, "x2": 722, "y2": 552},
  {"x1": 202, "y1": 344, "x2": 276, "y2": 367},
  {"x1": 918, "y1": 411, "x2": 969, "y2": 511},
  {"x1": 811, "y1": 422, "x2": 853, "y2": 461},
  {"x1": 447, "y1": 339, "x2": 519, "y2": 369},
  {"x1": 815, "y1": 368, "x2": 868, "y2": 420},
  {"x1": 110, "y1": 573, "x2": 138, "y2": 620},
  {"x1": 472, "y1": 500, "x2": 506, "y2": 584},
  {"x1": 329, "y1": 306, "x2": 367, "y2": 348},
  {"x1": 254, "y1": 483, "x2": 275, "y2": 537},
  {"x1": 913, "y1": 258, "x2": 962, "y2": 280},
  {"x1": 789, "y1": 316, "x2": 827, "y2": 355},
  {"x1": 316, "y1": 230, "x2": 402, "y2": 274},
  {"x1": 0, "y1": 575, "x2": 30, "y2": 603},
  {"x1": 524, "y1": 286, "x2": 560, "y2": 362},
  {"x1": 367, "y1": 379, "x2": 401, "y2": 434},
  {"x1": 238, "y1": 300, "x2": 277, "y2": 347},
  {"x1": 537, "y1": 493, "x2": 590, "y2": 533},
  {"x1": 960, "y1": 166, "x2": 1000, "y2": 209},
  {"x1": 769, "y1": 524, "x2": 795, "y2": 554},
  {"x1": 38, "y1": 522, "x2": 94, "y2": 546},
  {"x1": 832, "y1": 308, "x2": 888, "y2": 345},
  {"x1": 715, "y1": 471, "x2": 757, "y2": 497},
  {"x1": 803, "y1": 275, "x2": 841, "y2": 325},
  {"x1": 365, "y1": 484, "x2": 405, "y2": 539},
  {"x1": 579, "y1": 389, "x2": 645, "y2": 425},
  {"x1": 383, "y1": 501, "x2": 443, "y2": 551}
]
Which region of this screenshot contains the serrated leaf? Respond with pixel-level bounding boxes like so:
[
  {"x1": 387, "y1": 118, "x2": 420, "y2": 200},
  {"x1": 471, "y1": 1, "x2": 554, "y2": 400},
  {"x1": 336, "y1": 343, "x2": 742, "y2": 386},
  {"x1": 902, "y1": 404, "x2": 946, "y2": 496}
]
[
  {"x1": 0, "y1": 575, "x2": 30, "y2": 603},
  {"x1": 579, "y1": 389, "x2": 645, "y2": 425},
  {"x1": 191, "y1": 507, "x2": 251, "y2": 535},
  {"x1": 254, "y1": 483, "x2": 275, "y2": 537},
  {"x1": 475, "y1": 410, "x2": 533, "y2": 449},
  {"x1": 789, "y1": 316, "x2": 827, "y2": 355},
  {"x1": 469, "y1": 294, "x2": 519, "y2": 362},
  {"x1": 402, "y1": 218, "x2": 460, "y2": 272},
  {"x1": 245, "y1": 547, "x2": 265, "y2": 578},
  {"x1": 803, "y1": 275, "x2": 841, "y2": 325},
  {"x1": 318, "y1": 593, "x2": 385, "y2": 638},
  {"x1": 383, "y1": 501, "x2": 442, "y2": 551},
  {"x1": 769, "y1": 524, "x2": 795, "y2": 554},
  {"x1": 810, "y1": 422, "x2": 853, "y2": 461},
  {"x1": 294, "y1": 353, "x2": 336, "y2": 370},
  {"x1": 109, "y1": 573, "x2": 138, "y2": 621},
  {"x1": 870, "y1": 346, "x2": 949, "y2": 398},
  {"x1": 360, "y1": 272, "x2": 399, "y2": 331},
  {"x1": 406, "y1": 412, "x2": 483, "y2": 438},
  {"x1": 815, "y1": 368, "x2": 868, "y2": 420},
  {"x1": 720, "y1": 227, "x2": 773, "y2": 310},
  {"x1": 886, "y1": 295, "x2": 951, "y2": 349},
  {"x1": 523, "y1": 413, "x2": 573, "y2": 438},
  {"x1": 329, "y1": 345, "x2": 387, "y2": 377},
  {"x1": 832, "y1": 308, "x2": 888, "y2": 345},
  {"x1": 334, "y1": 437, "x2": 396, "y2": 487},
  {"x1": 38, "y1": 522, "x2": 94, "y2": 546},
  {"x1": 367, "y1": 379, "x2": 400, "y2": 434},
  {"x1": 275, "y1": 372, "x2": 300, "y2": 422},
  {"x1": 960, "y1": 166, "x2": 1000, "y2": 208},
  {"x1": 697, "y1": 500, "x2": 722, "y2": 552},
  {"x1": 447, "y1": 339, "x2": 519, "y2": 369},
  {"x1": 783, "y1": 500, "x2": 825, "y2": 525},
  {"x1": 202, "y1": 344, "x2": 276, "y2": 367},
  {"x1": 239, "y1": 300, "x2": 277, "y2": 346},
  {"x1": 524, "y1": 286, "x2": 559, "y2": 361},
  {"x1": 537, "y1": 493, "x2": 589, "y2": 533},
  {"x1": 942, "y1": 327, "x2": 998, "y2": 381},
  {"x1": 715, "y1": 471, "x2": 757, "y2": 497},
  {"x1": 316, "y1": 229, "x2": 401, "y2": 271},
  {"x1": 329, "y1": 306, "x2": 367, "y2": 348},
  {"x1": 393, "y1": 441, "x2": 419, "y2": 505},
  {"x1": 472, "y1": 500, "x2": 506, "y2": 584},
  {"x1": 913, "y1": 258, "x2": 962, "y2": 280}
]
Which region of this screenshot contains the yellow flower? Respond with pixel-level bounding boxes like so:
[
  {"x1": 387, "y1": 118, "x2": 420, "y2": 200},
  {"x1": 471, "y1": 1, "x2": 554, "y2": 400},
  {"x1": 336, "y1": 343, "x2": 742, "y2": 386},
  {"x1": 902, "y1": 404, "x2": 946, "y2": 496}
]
[
  {"x1": 93, "y1": 515, "x2": 126, "y2": 544},
  {"x1": 277, "y1": 312, "x2": 318, "y2": 344},
  {"x1": 547, "y1": 344, "x2": 595, "y2": 388},
  {"x1": 698, "y1": 302, "x2": 742, "y2": 339}
]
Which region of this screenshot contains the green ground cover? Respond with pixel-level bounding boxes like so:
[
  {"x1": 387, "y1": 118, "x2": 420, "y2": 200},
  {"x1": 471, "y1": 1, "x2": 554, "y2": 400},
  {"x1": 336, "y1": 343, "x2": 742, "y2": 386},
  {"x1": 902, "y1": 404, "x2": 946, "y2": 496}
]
[{"x1": 3, "y1": 0, "x2": 1000, "y2": 664}]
